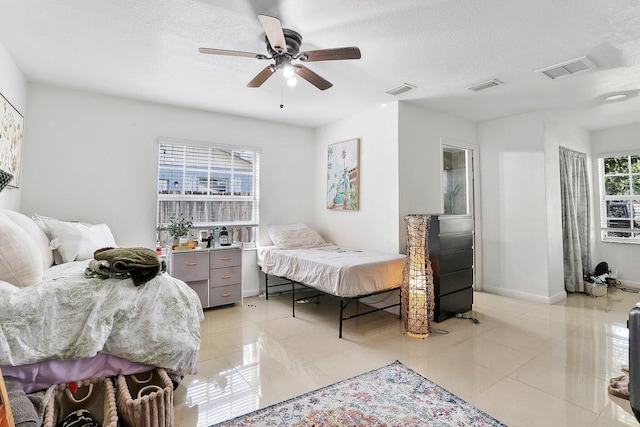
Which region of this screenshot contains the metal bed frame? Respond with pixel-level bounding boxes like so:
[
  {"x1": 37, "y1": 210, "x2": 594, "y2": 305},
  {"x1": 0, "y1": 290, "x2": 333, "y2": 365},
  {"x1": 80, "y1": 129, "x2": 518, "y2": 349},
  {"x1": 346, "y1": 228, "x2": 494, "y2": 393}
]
[{"x1": 264, "y1": 273, "x2": 401, "y2": 338}]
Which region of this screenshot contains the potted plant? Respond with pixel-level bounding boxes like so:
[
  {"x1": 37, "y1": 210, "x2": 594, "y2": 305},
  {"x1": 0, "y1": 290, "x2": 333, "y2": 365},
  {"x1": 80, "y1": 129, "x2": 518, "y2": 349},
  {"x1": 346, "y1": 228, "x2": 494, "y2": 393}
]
[{"x1": 157, "y1": 216, "x2": 193, "y2": 248}]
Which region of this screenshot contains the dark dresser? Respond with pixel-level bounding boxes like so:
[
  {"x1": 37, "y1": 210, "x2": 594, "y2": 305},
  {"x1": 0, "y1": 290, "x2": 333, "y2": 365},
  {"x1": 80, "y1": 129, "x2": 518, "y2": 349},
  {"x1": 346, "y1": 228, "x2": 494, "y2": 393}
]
[{"x1": 428, "y1": 215, "x2": 474, "y2": 322}]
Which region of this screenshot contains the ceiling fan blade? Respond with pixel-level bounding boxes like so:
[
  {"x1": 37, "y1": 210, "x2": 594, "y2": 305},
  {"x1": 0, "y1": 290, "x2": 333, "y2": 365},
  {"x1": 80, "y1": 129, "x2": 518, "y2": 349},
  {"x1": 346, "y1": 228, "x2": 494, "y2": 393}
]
[
  {"x1": 199, "y1": 47, "x2": 267, "y2": 59},
  {"x1": 298, "y1": 47, "x2": 361, "y2": 62},
  {"x1": 258, "y1": 14, "x2": 287, "y2": 54},
  {"x1": 247, "y1": 0, "x2": 281, "y2": 20},
  {"x1": 293, "y1": 65, "x2": 333, "y2": 90},
  {"x1": 247, "y1": 65, "x2": 276, "y2": 87}
]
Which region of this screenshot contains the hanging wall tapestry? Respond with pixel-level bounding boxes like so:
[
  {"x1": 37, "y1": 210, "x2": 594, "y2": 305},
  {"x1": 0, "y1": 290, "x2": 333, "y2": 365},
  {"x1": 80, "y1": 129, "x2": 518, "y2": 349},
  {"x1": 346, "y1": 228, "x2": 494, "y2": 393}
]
[
  {"x1": 327, "y1": 138, "x2": 359, "y2": 210},
  {"x1": 0, "y1": 93, "x2": 24, "y2": 188}
]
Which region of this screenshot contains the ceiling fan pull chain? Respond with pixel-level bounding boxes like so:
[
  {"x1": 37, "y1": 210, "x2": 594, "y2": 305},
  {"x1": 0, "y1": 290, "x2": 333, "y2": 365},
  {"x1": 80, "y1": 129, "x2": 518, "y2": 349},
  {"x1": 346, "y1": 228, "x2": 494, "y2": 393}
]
[{"x1": 280, "y1": 75, "x2": 284, "y2": 108}]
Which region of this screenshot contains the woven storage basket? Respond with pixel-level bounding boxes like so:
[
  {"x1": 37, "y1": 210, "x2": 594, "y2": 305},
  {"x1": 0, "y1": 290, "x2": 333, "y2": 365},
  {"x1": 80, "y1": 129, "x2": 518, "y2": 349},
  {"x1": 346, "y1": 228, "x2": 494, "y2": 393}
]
[
  {"x1": 116, "y1": 368, "x2": 174, "y2": 427},
  {"x1": 43, "y1": 377, "x2": 118, "y2": 427},
  {"x1": 584, "y1": 280, "x2": 607, "y2": 297}
]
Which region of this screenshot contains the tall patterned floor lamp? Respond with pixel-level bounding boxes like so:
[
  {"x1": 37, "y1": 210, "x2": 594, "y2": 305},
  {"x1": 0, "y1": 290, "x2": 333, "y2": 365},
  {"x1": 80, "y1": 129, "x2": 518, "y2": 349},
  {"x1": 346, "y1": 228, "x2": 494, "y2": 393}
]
[
  {"x1": 401, "y1": 214, "x2": 434, "y2": 338},
  {"x1": 0, "y1": 169, "x2": 13, "y2": 192}
]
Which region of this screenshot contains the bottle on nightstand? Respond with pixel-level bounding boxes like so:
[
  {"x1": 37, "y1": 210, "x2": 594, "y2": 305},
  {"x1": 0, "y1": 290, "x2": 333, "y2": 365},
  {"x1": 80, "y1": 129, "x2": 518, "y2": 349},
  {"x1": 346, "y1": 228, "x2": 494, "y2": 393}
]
[
  {"x1": 214, "y1": 226, "x2": 220, "y2": 247},
  {"x1": 219, "y1": 227, "x2": 230, "y2": 246}
]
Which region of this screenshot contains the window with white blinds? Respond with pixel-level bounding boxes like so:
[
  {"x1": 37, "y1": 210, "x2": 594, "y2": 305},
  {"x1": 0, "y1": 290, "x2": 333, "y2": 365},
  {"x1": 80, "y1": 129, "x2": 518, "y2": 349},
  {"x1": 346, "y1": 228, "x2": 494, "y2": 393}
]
[
  {"x1": 599, "y1": 153, "x2": 640, "y2": 243},
  {"x1": 157, "y1": 139, "x2": 260, "y2": 244}
]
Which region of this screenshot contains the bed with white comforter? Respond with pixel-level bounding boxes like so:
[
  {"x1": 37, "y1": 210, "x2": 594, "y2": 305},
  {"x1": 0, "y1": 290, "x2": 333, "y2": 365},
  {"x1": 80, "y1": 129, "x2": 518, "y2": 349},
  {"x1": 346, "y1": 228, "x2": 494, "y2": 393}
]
[
  {"x1": 0, "y1": 259, "x2": 202, "y2": 370},
  {"x1": 259, "y1": 245, "x2": 404, "y2": 297},
  {"x1": 258, "y1": 223, "x2": 405, "y2": 337},
  {"x1": 0, "y1": 209, "x2": 203, "y2": 392}
]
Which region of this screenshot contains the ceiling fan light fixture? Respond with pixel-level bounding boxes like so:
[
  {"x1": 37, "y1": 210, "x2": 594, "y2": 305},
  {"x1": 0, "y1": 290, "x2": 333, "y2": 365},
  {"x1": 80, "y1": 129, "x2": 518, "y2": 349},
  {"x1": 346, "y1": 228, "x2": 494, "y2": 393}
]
[
  {"x1": 283, "y1": 65, "x2": 295, "y2": 79},
  {"x1": 200, "y1": 14, "x2": 361, "y2": 91}
]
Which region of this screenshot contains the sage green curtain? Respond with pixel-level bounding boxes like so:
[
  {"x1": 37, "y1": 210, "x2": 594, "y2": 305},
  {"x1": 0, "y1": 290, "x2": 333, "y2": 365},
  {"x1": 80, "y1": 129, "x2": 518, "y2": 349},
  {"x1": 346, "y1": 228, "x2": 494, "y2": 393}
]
[{"x1": 559, "y1": 147, "x2": 590, "y2": 293}]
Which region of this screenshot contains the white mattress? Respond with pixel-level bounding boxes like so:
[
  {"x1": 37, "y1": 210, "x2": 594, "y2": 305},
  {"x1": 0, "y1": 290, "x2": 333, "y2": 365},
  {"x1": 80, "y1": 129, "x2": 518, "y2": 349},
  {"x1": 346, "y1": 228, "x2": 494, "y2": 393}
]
[{"x1": 259, "y1": 245, "x2": 405, "y2": 298}]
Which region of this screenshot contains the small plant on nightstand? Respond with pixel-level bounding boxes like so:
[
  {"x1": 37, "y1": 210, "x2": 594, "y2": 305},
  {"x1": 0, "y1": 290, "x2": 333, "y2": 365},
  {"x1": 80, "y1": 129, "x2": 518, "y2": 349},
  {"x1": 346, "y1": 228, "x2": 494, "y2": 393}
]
[{"x1": 157, "y1": 216, "x2": 193, "y2": 247}]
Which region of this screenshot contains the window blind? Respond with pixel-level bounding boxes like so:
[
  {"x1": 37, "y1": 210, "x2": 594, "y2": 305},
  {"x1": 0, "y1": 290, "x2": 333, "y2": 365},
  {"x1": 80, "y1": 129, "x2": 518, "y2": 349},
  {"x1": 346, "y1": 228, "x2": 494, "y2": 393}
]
[{"x1": 157, "y1": 139, "x2": 260, "y2": 243}]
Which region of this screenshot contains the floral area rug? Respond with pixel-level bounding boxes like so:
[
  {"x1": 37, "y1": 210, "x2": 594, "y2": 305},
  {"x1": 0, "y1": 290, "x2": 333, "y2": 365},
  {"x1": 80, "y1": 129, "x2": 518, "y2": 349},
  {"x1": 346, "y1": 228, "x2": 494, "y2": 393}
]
[{"x1": 211, "y1": 360, "x2": 507, "y2": 426}]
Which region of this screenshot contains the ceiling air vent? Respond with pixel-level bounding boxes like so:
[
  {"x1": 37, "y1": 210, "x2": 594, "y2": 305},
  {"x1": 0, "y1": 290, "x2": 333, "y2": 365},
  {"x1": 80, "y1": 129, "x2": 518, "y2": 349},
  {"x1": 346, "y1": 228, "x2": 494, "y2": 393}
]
[
  {"x1": 467, "y1": 79, "x2": 503, "y2": 92},
  {"x1": 386, "y1": 83, "x2": 416, "y2": 96},
  {"x1": 536, "y1": 56, "x2": 597, "y2": 80}
]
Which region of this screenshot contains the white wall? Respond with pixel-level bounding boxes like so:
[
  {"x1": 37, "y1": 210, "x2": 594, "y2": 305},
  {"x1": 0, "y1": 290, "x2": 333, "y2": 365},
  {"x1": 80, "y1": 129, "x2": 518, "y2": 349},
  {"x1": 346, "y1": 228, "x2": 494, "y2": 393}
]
[
  {"x1": 591, "y1": 122, "x2": 640, "y2": 285},
  {"x1": 314, "y1": 103, "x2": 401, "y2": 253},
  {"x1": 21, "y1": 84, "x2": 316, "y2": 296},
  {"x1": 478, "y1": 111, "x2": 591, "y2": 303},
  {"x1": 479, "y1": 112, "x2": 551, "y2": 302},
  {"x1": 397, "y1": 102, "x2": 477, "y2": 253},
  {"x1": 0, "y1": 42, "x2": 27, "y2": 210}
]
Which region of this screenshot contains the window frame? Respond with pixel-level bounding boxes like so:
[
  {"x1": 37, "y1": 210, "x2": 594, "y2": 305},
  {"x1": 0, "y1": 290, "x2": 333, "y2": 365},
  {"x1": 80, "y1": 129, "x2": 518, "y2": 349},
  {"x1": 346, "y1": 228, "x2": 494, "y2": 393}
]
[
  {"x1": 598, "y1": 152, "x2": 640, "y2": 244},
  {"x1": 157, "y1": 138, "x2": 260, "y2": 246}
]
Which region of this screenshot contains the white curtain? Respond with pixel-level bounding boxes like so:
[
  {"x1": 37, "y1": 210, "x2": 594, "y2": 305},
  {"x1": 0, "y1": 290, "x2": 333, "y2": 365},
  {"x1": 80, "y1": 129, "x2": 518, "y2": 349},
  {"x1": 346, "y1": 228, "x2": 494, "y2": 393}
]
[{"x1": 559, "y1": 147, "x2": 590, "y2": 293}]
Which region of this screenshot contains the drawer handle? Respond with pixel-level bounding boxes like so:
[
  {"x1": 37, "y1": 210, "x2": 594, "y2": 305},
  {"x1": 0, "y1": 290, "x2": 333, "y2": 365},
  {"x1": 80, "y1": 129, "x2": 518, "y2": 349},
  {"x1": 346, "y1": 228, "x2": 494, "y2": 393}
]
[
  {"x1": 221, "y1": 293, "x2": 232, "y2": 297},
  {"x1": 219, "y1": 257, "x2": 232, "y2": 261},
  {"x1": 220, "y1": 275, "x2": 232, "y2": 279},
  {"x1": 186, "y1": 262, "x2": 198, "y2": 266}
]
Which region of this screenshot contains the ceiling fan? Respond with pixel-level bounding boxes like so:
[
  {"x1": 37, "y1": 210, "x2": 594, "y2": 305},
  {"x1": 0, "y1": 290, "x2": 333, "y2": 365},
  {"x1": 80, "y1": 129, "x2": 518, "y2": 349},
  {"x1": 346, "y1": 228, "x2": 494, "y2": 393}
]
[{"x1": 199, "y1": 15, "x2": 361, "y2": 91}]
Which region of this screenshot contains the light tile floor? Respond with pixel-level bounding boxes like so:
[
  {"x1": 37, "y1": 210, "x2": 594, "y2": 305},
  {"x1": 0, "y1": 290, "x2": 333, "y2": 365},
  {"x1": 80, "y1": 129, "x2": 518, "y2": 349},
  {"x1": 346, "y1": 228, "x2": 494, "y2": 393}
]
[{"x1": 174, "y1": 287, "x2": 639, "y2": 426}]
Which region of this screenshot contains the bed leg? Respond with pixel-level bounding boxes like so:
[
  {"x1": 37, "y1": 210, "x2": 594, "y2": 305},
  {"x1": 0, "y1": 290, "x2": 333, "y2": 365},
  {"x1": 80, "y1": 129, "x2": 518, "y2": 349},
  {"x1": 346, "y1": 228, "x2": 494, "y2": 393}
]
[
  {"x1": 265, "y1": 274, "x2": 270, "y2": 300},
  {"x1": 339, "y1": 300, "x2": 344, "y2": 338},
  {"x1": 398, "y1": 290, "x2": 402, "y2": 319},
  {"x1": 292, "y1": 280, "x2": 296, "y2": 318}
]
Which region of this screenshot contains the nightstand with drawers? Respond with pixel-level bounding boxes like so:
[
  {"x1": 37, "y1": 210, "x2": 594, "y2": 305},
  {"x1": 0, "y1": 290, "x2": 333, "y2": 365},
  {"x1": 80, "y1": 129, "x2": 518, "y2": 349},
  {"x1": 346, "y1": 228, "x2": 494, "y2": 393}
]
[{"x1": 169, "y1": 246, "x2": 242, "y2": 309}]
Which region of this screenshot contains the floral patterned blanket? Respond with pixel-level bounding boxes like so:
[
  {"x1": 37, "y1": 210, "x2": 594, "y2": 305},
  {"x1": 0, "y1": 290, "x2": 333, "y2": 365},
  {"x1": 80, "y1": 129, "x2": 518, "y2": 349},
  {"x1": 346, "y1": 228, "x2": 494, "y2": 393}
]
[{"x1": 0, "y1": 260, "x2": 203, "y2": 373}]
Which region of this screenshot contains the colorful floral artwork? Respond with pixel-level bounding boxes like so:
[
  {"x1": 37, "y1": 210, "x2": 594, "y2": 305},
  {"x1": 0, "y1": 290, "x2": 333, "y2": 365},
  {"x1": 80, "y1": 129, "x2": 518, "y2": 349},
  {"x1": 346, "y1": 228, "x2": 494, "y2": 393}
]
[
  {"x1": 327, "y1": 138, "x2": 359, "y2": 210},
  {"x1": 0, "y1": 93, "x2": 23, "y2": 188}
]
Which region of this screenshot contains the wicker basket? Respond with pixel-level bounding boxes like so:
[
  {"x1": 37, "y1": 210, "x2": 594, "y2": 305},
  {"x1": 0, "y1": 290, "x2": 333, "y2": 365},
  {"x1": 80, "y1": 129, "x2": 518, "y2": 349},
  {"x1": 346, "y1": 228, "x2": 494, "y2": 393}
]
[
  {"x1": 116, "y1": 369, "x2": 174, "y2": 427},
  {"x1": 43, "y1": 377, "x2": 118, "y2": 427}
]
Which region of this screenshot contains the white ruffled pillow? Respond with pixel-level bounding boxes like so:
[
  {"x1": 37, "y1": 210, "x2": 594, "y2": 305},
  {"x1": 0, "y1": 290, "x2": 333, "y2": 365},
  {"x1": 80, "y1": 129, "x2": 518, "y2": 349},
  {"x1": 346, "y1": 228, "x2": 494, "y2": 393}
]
[
  {"x1": 267, "y1": 223, "x2": 328, "y2": 249},
  {"x1": 0, "y1": 214, "x2": 44, "y2": 287},
  {"x1": 34, "y1": 214, "x2": 117, "y2": 263}
]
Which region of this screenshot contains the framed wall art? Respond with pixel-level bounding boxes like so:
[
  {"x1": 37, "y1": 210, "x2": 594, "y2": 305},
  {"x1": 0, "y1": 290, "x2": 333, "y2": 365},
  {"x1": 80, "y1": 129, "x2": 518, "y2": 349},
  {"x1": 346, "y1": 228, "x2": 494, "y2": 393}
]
[
  {"x1": 0, "y1": 93, "x2": 23, "y2": 188},
  {"x1": 327, "y1": 138, "x2": 359, "y2": 210}
]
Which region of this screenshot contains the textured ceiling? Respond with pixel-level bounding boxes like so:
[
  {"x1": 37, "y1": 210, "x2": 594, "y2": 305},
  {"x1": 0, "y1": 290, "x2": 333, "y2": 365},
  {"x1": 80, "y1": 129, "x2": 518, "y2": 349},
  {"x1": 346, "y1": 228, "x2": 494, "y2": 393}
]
[{"x1": 1, "y1": 0, "x2": 639, "y2": 129}]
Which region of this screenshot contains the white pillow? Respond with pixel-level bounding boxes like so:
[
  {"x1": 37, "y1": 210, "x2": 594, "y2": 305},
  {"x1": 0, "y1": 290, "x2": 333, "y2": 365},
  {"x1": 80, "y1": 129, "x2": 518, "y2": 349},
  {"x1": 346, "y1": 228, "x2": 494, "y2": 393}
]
[
  {"x1": 34, "y1": 214, "x2": 117, "y2": 263},
  {"x1": 267, "y1": 223, "x2": 308, "y2": 237},
  {"x1": 0, "y1": 214, "x2": 44, "y2": 287},
  {"x1": 76, "y1": 223, "x2": 117, "y2": 260},
  {"x1": 2, "y1": 210, "x2": 54, "y2": 269},
  {"x1": 267, "y1": 223, "x2": 328, "y2": 249}
]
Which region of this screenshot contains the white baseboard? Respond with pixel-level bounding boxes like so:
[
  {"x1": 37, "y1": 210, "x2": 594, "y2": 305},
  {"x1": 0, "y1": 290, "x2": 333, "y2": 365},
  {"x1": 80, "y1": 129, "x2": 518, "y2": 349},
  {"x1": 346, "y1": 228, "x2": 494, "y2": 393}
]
[
  {"x1": 618, "y1": 279, "x2": 640, "y2": 288},
  {"x1": 243, "y1": 289, "x2": 260, "y2": 298},
  {"x1": 482, "y1": 285, "x2": 567, "y2": 304}
]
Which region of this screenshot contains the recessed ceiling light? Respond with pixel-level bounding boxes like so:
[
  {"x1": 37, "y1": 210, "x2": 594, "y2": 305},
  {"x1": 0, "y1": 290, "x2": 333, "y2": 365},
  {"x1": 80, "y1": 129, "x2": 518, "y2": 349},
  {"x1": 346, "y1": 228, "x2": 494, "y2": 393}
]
[{"x1": 604, "y1": 93, "x2": 627, "y2": 101}]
